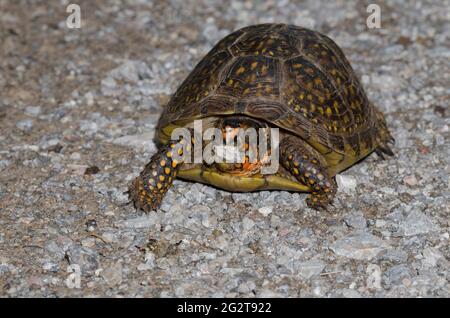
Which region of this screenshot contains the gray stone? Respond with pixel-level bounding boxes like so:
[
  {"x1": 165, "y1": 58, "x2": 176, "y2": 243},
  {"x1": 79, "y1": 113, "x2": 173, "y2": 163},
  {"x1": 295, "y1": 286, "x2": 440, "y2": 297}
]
[
  {"x1": 16, "y1": 119, "x2": 33, "y2": 132},
  {"x1": 331, "y1": 231, "x2": 390, "y2": 260},
  {"x1": 296, "y1": 259, "x2": 326, "y2": 279},
  {"x1": 109, "y1": 60, "x2": 151, "y2": 83},
  {"x1": 378, "y1": 249, "x2": 409, "y2": 264},
  {"x1": 25, "y1": 106, "x2": 41, "y2": 117},
  {"x1": 66, "y1": 246, "x2": 100, "y2": 275},
  {"x1": 342, "y1": 289, "x2": 362, "y2": 298},
  {"x1": 421, "y1": 247, "x2": 443, "y2": 268},
  {"x1": 399, "y1": 211, "x2": 438, "y2": 236},
  {"x1": 344, "y1": 212, "x2": 367, "y2": 229},
  {"x1": 385, "y1": 264, "x2": 411, "y2": 286},
  {"x1": 101, "y1": 261, "x2": 123, "y2": 287}
]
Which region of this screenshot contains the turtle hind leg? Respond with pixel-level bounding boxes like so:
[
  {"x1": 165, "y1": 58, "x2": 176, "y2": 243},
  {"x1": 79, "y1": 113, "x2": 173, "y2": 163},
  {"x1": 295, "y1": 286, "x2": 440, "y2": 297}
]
[
  {"x1": 129, "y1": 140, "x2": 188, "y2": 212},
  {"x1": 280, "y1": 135, "x2": 337, "y2": 210}
]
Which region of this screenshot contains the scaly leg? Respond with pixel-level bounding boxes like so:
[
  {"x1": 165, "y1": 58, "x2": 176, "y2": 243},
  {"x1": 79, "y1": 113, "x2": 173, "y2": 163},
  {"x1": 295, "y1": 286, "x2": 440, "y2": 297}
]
[
  {"x1": 280, "y1": 135, "x2": 337, "y2": 210},
  {"x1": 129, "y1": 138, "x2": 191, "y2": 212}
]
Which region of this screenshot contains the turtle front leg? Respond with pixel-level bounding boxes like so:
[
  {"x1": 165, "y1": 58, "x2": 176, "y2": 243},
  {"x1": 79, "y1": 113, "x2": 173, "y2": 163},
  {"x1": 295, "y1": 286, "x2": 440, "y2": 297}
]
[
  {"x1": 280, "y1": 135, "x2": 337, "y2": 210},
  {"x1": 129, "y1": 139, "x2": 190, "y2": 212}
]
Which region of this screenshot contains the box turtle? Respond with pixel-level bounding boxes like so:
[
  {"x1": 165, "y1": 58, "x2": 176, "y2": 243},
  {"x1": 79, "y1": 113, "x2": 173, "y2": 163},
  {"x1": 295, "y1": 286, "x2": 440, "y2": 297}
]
[{"x1": 129, "y1": 23, "x2": 394, "y2": 212}]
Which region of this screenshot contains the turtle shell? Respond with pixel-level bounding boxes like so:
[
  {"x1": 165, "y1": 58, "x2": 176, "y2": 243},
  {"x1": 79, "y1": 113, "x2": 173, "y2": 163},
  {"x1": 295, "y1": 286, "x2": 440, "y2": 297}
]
[{"x1": 156, "y1": 23, "x2": 388, "y2": 173}]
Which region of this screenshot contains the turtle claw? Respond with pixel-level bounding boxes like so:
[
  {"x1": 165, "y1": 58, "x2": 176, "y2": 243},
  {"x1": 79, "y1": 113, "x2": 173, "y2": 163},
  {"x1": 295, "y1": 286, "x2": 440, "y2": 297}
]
[{"x1": 306, "y1": 192, "x2": 335, "y2": 211}]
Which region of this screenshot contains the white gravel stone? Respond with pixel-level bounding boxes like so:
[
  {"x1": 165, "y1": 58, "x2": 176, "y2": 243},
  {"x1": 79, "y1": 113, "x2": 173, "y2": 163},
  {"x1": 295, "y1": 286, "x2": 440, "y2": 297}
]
[
  {"x1": 120, "y1": 214, "x2": 159, "y2": 228},
  {"x1": 296, "y1": 259, "x2": 326, "y2": 279},
  {"x1": 113, "y1": 132, "x2": 156, "y2": 152},
  {"x1": 421, "y1": 247, "x2": 443, "y2": 268},
  {"x1": 366, "y1": 264, "x2": 382, "y2": 290},
  {"x1": 336, "y1": 174, "x2": 357, "y2": 194},
  {"x1": 242, "y1": 217, "x2": 255, "y2": 232},
  {"x1": 258, "y1": 206, "x2": 273, "y2": 216}
]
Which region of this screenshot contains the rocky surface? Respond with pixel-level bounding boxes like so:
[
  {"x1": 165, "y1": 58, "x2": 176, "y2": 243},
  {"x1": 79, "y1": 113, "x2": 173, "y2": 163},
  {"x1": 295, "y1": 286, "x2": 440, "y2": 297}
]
[{"x1": 0, "y1": 0, "x2": 448, "y2": 297}]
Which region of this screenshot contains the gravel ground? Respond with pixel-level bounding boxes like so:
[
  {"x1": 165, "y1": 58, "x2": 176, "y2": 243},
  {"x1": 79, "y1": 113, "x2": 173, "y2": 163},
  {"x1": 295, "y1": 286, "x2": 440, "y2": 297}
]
[{"x1": 0, "y1": 0, "x2": 449, "y2": 297}]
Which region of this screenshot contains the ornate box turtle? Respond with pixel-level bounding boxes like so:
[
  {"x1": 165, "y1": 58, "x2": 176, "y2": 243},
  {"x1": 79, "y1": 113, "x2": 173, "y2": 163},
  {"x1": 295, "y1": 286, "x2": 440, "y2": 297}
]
[{"x1": 129, "y1": 23, "x2": 394, "y2": 212}]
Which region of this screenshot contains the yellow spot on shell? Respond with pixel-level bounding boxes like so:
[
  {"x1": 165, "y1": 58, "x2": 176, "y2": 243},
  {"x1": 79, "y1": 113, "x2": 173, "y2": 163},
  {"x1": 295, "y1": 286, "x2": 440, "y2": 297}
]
[
  {"x1": 157, "y1": 183, "x2": 162, "y2": 189},
  {"x1": 243, "y1": 88, "x2": 250, "y2": 95},
  {"x1": 236, "y1": 66, "x2": 245, "y2": 75},
  {"x1": 251, "y1": 61, "x2": 258, "y2": 70},
  {"x1": 172, "y1": 160, "x2": 178, "y2": 168},
  {"x1": 318, "y1": 107, "x2": 324, "y2": 115},
  {"x1": 293, "y1": 168, "x2": 299, "y2": 175},
  {"x1": 227, "y1": 79, "x2": 234, "y2": 86},
  {"x1": 159, "y1": 175, "x2": 165, "y2": 182},
  {"x1": 167, "y1": 151, "x2": 172, "y2": 158},
  {"x1": 261, "y1": 65, "x2": 268, "y2": 75},
  {"x1": 164, "y1": 167, "x2": 171, "y2": 174},
  {"x1": 293, "y1": 63, "x2": 302, "y2": 69},
  {"x1": 160, "y1": 160, "x2": 166, "y2": 167},
  {"x1": 326, "y1": 107, "x2": 333, "y2": 117}
]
